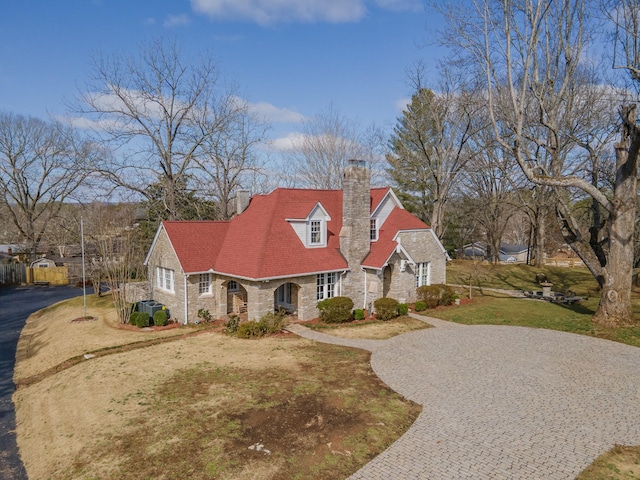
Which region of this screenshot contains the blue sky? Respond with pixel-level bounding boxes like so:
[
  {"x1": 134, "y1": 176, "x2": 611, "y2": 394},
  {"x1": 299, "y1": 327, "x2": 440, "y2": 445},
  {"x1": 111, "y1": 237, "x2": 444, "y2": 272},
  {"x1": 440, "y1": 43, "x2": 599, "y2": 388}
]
[{"x1": 0, "y1": 0, "x2": 444, "y2": 153}]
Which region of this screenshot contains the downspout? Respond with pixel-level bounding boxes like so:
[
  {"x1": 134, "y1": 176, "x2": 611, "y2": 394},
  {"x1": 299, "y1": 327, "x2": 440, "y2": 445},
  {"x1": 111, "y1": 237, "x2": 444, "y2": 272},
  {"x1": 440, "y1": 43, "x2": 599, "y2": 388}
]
[
  {"x1": 362, "y1": 267, "x2": 367, "y2": 311},
  {"x1": 339, "y1": 270, "x2": 348, "y2": 296},
  {"x1": 183, "y1": 273, "x2": 189, "y2": 325}
]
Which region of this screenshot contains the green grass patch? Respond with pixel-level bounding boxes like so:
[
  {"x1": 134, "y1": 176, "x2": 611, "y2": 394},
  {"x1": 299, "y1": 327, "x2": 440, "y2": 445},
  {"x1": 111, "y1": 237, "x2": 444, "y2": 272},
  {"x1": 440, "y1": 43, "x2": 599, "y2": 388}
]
[{"x1": 447, "y1": 260, "x2": 600, "y2": 296}]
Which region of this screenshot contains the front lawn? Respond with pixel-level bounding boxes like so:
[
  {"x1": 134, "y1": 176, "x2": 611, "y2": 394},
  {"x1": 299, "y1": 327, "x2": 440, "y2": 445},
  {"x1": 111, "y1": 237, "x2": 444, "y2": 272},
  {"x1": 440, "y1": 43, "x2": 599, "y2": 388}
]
[{"x1": 14, "y1": 297, "x2": 421, "y2": 480}]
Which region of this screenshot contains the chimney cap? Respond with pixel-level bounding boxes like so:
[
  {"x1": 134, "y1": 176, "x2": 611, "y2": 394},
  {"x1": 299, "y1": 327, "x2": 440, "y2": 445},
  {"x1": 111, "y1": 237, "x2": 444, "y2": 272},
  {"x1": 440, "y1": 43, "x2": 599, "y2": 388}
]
[{"x1": 347, "y1": 159, "x2": 366, "y2": 168}]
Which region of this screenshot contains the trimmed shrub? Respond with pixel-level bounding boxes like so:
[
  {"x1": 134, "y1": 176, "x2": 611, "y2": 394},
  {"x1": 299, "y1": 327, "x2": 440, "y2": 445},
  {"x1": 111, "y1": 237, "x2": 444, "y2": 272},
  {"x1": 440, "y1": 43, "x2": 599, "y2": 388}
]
[
  {"x1": 374, "y1": 297, "x2": 399, "y2": 321},
  {"x1": 416, "y1": 284, "x2": 455, "y2": 309},
  {"x1": 353, "y1": 308, "x2": 365, "y2": 320},
  {"x1": 130, "y1": 311, "x2": 150, "y2": 327},
  {"x1": 414, "y1": 301, "x2": 427, "y2": 312},
  {"x1": 317, "y1": 296, "x2": 354, "y2": 323},
  {"x1": 153, "y1": 310, "x2": 168, "y2": 327},
  {"x1": 397, "y1": 303, "x2": 409, "y2": 316}
]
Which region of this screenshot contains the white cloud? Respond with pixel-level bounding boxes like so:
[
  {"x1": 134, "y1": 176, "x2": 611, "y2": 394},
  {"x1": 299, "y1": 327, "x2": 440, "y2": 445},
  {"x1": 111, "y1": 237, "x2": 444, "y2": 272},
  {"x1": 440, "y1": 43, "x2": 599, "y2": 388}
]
[
  {"x1": 57, "y1": 115, "x2": 124, "y2": 132},
  {"x1": 269, "y1": 132, "x2": 307, "y2": 151},
  {"x1": 248, "y1": 101, "x2": 305, "y2": 123},
  {"x1": 190, "y1": 0, "x2": 367, "y2": 25},
  {"x1": 164, "y1": 13, "x2": 190, "y2": 27}
]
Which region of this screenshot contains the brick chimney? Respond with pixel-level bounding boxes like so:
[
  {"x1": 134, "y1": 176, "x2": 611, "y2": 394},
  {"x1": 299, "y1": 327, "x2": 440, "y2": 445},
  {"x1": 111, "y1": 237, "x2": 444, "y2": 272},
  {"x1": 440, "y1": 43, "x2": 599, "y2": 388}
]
[{"x1": 339, "y1": 159, "x2": 370, "y2": 307}]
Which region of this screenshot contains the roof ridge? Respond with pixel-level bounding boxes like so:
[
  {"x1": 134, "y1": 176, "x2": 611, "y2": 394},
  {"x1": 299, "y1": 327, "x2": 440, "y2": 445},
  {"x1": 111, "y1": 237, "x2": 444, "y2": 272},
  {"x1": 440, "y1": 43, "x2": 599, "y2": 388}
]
[{"x1": 254, "y1": 189, "x2": 282, "y2": 276}]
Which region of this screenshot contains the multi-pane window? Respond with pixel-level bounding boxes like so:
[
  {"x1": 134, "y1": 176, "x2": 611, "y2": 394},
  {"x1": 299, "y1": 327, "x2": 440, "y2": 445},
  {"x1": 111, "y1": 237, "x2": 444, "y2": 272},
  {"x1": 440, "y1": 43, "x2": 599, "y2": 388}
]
[
  {"x1": 156, "y1": 267, "x2": 175, "y2": 292},
  {"x1": 310, "y1": 220, "x2": 321, "y2": 244},
  {"x1": 227, "y1": 280, "x2": 239, "y2": 291},
  {"x1": 370, "y1": 218, "x2": 378, "y2": 241},
  {"x1": 415, "y1": 262, "x2": 430, "y2": 288},
  {"x1": 317, "y1": 272, "x2": 337, "y2": 300},
  {"x1": 199, "y1": 273, "x2": 211, "y2": 295}
]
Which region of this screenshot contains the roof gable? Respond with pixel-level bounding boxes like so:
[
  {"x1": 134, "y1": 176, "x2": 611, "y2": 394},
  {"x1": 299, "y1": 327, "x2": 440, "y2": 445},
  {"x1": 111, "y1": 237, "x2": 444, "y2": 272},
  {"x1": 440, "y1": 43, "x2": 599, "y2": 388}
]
[
  {"x1": 159, "y1": 221, "x2": 230, "y2": 273},
  {"x1": 362, "y1": 207, "x2": 430, "y2": 269}
]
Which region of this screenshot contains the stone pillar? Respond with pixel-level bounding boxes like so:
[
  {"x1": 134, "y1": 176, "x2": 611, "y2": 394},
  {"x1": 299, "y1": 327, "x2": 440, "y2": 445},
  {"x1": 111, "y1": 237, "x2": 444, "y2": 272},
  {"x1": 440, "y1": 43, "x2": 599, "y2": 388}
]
[{"x1": 339, "y1": 159, "x2": 370, "y2": 309}]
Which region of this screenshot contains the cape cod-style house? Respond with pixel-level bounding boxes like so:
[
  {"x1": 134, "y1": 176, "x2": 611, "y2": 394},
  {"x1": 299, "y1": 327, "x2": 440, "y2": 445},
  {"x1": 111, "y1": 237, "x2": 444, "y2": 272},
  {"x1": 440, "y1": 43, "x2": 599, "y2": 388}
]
[{"x1": 144, "y1": 160, "x2": 447, "y2": 323}]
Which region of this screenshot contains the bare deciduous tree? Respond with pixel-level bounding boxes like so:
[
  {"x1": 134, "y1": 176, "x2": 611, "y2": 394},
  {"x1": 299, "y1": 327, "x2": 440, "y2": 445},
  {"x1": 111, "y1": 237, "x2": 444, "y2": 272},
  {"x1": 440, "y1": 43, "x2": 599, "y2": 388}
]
[
  {"x1": 437, "y1": 0, "x2": 639, "y2": 326},
  {"x1": 75, "y1": 38, "x2": 262, "y2": 221},
  {"x1": 287, "y1": 105, "x2": 385, "y2": 189},
  {"x1": 0, "y1": 112, "x2": 94, "y2": 260},
  {"x1": 194, "y1": 98, "x2": 269, "y2": 219}
]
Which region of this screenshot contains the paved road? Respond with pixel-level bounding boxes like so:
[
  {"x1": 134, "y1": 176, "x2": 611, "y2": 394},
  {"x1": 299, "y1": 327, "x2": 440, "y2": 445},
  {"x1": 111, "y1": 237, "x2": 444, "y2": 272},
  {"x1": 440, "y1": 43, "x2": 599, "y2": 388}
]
[
  {"x1": 0, "y1": 285, "x2": 81, "y2": 480},
  {"x1": 287, "y1": 315, "x2": 640, "y2": 479}
]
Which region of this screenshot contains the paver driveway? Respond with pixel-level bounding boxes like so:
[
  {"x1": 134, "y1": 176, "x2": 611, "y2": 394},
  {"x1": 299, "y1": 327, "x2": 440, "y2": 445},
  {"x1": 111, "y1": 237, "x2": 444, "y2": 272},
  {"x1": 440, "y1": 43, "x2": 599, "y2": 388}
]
[{"x1": 287, "y1": 315, "x2": 640, "y2": 479}]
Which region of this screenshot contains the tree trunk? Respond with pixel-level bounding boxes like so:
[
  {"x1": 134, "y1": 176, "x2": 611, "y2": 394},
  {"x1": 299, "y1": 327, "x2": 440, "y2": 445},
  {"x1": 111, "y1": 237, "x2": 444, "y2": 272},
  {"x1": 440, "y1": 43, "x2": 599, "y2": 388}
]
[
  {"x1": 430, "y1": 198, "x2": 446, "y2": 239},
  {"x1": 592, "y1": 126, "x2": 638, "y2": 326},
  {"x1": 533, "y1": 206, "x2": 546, "y2": 268}
]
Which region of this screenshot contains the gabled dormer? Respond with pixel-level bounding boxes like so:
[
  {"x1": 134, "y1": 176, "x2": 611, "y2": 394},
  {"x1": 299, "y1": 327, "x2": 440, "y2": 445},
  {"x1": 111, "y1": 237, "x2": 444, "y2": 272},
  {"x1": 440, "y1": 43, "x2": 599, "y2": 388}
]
[
  {"x1": 370, "y1": 189, "x2": 403, "y2": 242},
  {"x1": 287, "y1": 202, "x2": 332, "y2": 248}
]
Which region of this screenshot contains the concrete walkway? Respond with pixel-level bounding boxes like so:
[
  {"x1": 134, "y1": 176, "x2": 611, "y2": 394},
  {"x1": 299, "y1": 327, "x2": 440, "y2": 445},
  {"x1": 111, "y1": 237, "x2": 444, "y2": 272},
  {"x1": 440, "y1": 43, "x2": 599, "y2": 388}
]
[{"x1": 286, "y1": 314, "x2": 640, "y2": 479}]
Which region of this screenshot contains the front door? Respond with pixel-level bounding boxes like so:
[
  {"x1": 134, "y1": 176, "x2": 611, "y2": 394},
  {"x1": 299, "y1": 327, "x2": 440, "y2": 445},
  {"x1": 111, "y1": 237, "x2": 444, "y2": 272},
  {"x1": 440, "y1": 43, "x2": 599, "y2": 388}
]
[{"x1": 275, "y1": 283, "x2": 293, "y2": 312}]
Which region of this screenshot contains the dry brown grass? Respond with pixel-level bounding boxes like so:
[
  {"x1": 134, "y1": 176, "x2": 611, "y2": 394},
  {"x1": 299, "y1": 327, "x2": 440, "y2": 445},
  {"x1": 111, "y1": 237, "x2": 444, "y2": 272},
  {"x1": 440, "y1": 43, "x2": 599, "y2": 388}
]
[
  {"x1": 306, "y1": 316, "x2": 430, "y2": 340},
  {"x1": 14, "y1": 295, "x2": 198, "y2": 381},
  {"x1": 13, "y1": 298, "x2": 421, "y2": 480},
  {"x1": 576, "y1": 445, "x2": 640, "y2": 479}
]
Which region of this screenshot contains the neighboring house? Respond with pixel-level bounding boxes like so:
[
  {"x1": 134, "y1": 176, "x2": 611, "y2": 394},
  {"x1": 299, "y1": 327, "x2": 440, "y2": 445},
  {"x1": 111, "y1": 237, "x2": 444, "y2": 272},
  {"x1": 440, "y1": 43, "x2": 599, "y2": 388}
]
[
  {"x1": 144, "y1": 160, "x2": 448, "y2": 323},
  {"x1": 30, "y1": 257, "x2": 58, "y2": 268},
  {"x1": 461, "y1": 242, "x2": 529, "y2": 263}
]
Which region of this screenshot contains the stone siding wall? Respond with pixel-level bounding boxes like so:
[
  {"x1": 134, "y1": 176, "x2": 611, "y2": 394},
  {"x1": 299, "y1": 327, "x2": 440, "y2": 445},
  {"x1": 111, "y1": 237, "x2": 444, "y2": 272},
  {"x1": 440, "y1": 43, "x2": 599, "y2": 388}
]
[
  {"x1": 397, "y1": 230, "x2": 447, "y2": 285},
  {"x1": 243, "y1": 274, "x2": 318, "y2": 321},
  {"x1": 340, "y1": 162, "x2": 370, "y2": 307},
  {"x1": 146, "y1": 229, "x2": 185, "y2": 322}
]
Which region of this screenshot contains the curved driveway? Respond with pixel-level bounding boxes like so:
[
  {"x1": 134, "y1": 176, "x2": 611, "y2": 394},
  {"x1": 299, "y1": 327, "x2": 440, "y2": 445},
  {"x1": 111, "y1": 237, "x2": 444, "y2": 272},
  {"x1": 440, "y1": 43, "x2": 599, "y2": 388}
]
[
  {"x1": 287, "y1": 315, "x2": 640, "y2": 479},
  {"x1": 0, "y1": 285, "x2": 81, "y2": 480}
]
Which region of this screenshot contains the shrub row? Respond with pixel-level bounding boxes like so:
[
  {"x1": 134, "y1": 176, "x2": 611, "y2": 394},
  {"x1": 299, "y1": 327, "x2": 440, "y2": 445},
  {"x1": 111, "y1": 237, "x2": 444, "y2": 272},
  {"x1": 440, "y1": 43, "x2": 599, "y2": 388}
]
[{"x1": 130, "y1": 311, "x2": 150, "y2": 327}]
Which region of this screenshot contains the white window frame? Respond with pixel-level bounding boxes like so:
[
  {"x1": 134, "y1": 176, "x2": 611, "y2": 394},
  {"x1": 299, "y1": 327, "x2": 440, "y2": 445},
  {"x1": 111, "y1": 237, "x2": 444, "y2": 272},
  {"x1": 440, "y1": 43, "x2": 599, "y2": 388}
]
[
  {"x1": 415, "y1": 262, "x2": 430, "y2": 288},
  {"x1": 227, "y1": 280, "x2": 239, "y2": 292},
  {"x1": 156, "y1": 266, "x2": 175, "y2": 293},
  {"x1": 316, "y1": 272, "x2": 337, "y2": 301},
  {"x1": 309, "y1": 220, "x2": 323, "y2": 245},
  {"x1": 370, "y1": 218, "x2": 378, "y2": 241},
  {"x1": 199, "y1": 273, "x2": 212, "y2": 295}
]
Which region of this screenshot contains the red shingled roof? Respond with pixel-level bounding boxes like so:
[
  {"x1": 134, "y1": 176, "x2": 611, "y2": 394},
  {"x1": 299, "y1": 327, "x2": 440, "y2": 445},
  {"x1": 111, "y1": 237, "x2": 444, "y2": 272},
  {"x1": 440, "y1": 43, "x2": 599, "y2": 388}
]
[
  {"x1": 158, "y1": 187, "x2": 430, "y2": 279},
  {"x1": 162, "y1": 221, "x2": 230, "y2": 273}
]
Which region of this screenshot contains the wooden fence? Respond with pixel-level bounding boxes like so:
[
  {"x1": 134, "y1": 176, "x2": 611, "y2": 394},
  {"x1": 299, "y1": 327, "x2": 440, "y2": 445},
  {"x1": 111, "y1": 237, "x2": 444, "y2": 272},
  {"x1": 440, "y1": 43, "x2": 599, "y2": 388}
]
[
  {"x1": 0, "y1": 263, "x2": 27, "y2": 285},
  {"x1": 27, "y1": 266, "x2": 69, "y2": 285}
]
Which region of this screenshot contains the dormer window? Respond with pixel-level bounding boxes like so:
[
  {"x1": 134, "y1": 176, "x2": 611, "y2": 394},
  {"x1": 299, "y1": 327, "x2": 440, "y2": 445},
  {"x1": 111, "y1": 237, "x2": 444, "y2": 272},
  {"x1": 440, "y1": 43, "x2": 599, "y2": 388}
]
[
  {"x1": 310, "y1": 220, "x2": 322, "y2": 244},
  {"x1": 287, "y1": 202, "x2": 331, "y2": 248},
  {"x1": 370, "y1": 218, "x2": 378, "y2": 241}
]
